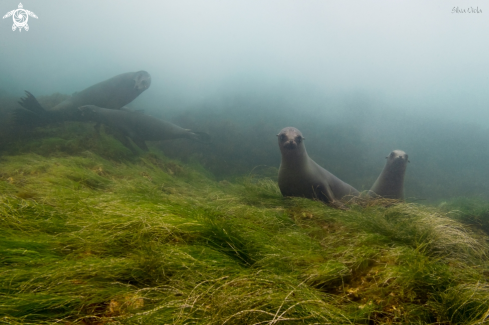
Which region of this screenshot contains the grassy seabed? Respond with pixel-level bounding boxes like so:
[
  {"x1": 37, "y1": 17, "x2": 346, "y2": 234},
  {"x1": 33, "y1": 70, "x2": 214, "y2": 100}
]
[{"x1": 1, "y1": 127, "x2": 489, "y2": 324}]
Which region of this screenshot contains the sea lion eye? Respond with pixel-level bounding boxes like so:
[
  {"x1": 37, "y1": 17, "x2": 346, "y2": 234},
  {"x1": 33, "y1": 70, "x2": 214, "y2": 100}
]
[
  {"x1": 296, "y1": 136, "x2": 302, "y2": 143},
  {"x1": 279, "y1": 134, "x2": 286, "y2": 141}
]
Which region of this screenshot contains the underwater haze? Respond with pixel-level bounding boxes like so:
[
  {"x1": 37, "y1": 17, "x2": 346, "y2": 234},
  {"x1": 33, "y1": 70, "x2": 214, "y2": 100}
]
[
  {"x1": 5, "y1": 2, "x2": 489, "y2": 324},
  {"x1": 1, "y1": 0, "x2": 489, "y2": 201}
]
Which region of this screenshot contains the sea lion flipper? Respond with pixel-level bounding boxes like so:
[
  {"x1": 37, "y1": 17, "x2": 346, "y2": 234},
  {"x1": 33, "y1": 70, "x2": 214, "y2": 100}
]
[
  {"x1": 14, "y1": 91, "x2": 53, "y2": 127},
  {"x1": 317, "y1": 183, "x2": 335, "y2": 204},
  {"x1": 18, "y1": 91, "x2": 46, "y2": 115},
  {"x1": 318, "y1": 183, "x2": 350, "y2": 209},
  {"x1": 14, "y1": 91, "x2": 43, "y2": 126}
]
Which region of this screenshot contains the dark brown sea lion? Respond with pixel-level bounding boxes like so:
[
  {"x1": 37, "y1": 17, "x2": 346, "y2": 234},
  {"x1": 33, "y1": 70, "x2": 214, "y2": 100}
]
[
  {"x1": 78, "y1": 105, "x2": 210, "y2": 152},
  {"x1": 14, "y1": 71, "x2": 151, "y2": 126},
  {"x1": 277, "y1": 127, "x2": 359, "y2": 205},
  {"x1": 369, "y1": 150, "x2": 409, "y2": 199}
]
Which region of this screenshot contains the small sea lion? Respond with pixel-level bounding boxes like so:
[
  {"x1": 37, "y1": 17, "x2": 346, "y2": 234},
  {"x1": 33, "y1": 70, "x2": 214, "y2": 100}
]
[
  {"x1": 277, "y1": 127, "x2": 359, "y2": 205},
  {"x1": 78, "y1": 105, "x2": 210, "y2": 152},
  {"x1": 15, "y1": 71, "x2": 151, "y2": 126},
  {"x1": 369, "y1": 150, "x2": 409, "y2": 199}
]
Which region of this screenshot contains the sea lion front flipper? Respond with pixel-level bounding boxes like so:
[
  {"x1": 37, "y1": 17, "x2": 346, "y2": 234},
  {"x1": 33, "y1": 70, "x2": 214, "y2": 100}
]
[
  {"x1": 131, "y1": 137, "x2": 149, "y2": 151},
  {"x1": 316, "y1": 183, "x2": 336, "y2": 204},
  {"x1": 317, "y1": 183, "x2": 349, "y2": 209}
]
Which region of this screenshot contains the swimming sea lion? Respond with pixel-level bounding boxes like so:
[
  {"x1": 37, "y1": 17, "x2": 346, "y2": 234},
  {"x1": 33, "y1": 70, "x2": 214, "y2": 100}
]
[
  {"x1": 78, "y1": 105, "x2": 210, "y2": 152},
  {"x1": 15, "y1": 71, "x2": 151, "y2": 126},
  {"x1": 277, "y1": 127, "x2": 359, "y2": 205},
  {"x1": 369, "y1": 150, "x2": 409, "y2": 199},
  {"x1": 52, "y1": 71, "x2": 151, "y2": 111}
]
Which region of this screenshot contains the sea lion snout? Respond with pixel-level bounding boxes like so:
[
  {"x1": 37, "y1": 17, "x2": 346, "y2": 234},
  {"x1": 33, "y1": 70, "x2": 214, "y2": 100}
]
[
  {"x1": 135, "y1": 78, "x2": 150, "y2": 90},
  {"x1": 283, "y1": 140, "x2": 298, "y2": 150},
  {"x1": 388, "y1": 150, "x2": 409, "y2": 163},
  {"x1": 397, "y1": 155, "x2": 409, "y2": 162}
]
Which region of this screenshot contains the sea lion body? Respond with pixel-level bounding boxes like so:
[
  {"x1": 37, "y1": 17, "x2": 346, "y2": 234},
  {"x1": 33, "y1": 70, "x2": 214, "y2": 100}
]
[
  {"x1": 277, "y1": 127, "x2": 359, "y2": 204},
  {"x1": 52, "y1": 71, "x2": 151, "y2": 111},
  {"x1": 369, "y1": 150, "x2": 409, "y2": 199},
  {"x1": 79, "y1": 105, "x2": 209, "y2": 152},
  {"x1": 16, "y1": 71, "x2": 151, "y2": 125}
]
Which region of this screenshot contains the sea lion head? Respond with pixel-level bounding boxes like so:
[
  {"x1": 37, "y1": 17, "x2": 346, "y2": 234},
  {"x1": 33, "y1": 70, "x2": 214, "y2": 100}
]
[
  {"x1": 133, "y1": 71, "x2": 151, "y2": 90},
  {"x1": 386, "y1": 150, "x2": 409, "y2": 170},
  {"x1": 277, "y1": 127, "x2": 306, "y2": 154}
]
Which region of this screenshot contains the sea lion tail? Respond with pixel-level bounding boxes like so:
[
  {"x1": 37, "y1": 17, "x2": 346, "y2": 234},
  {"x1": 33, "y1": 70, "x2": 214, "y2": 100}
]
[{"x1": 188, "y1": 131, "x2": 211, "y2": 143}]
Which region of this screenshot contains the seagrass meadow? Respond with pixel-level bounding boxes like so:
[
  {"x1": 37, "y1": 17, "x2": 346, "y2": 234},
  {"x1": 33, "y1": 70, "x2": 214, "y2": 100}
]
[{"x1": 1, "y1": 123, "x2": 489, "y2": 325}]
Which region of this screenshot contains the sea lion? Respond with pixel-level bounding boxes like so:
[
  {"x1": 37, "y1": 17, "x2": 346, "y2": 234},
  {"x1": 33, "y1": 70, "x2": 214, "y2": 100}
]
[
  {"x1": 15, "y1": 71, "x2": 151, "y2": 126},
  {"x1": 369, "y1": 150, "x2": 409, "y2": 199},
  {"x1": 78, "y1": 105, "x2": 210, "y2": 152},
  {"x1": 277, "y1": 127, "x2": 359, "y2": 205},
  {"x1": 52, "y1": 71, "x2": 151, "y2": 111}
]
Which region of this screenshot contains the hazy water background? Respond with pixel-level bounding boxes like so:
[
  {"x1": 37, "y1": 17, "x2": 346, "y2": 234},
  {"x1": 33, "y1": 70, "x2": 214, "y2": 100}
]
[{"x1": 1, "y1": 0, "x2": 489, "y2": 202}]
